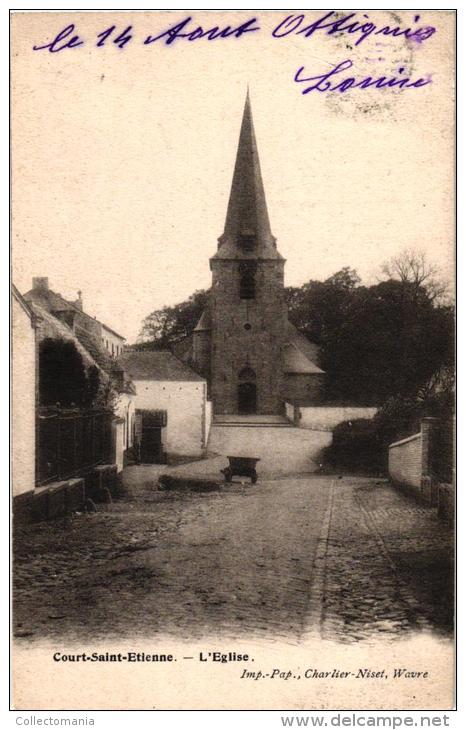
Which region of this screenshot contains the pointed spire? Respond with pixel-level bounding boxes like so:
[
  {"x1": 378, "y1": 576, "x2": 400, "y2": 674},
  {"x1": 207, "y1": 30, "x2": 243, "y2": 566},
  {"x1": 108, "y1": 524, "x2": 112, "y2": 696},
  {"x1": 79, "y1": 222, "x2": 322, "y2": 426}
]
[{"x1": 216, "y1": 91, "x2": 281, "y2": 260}]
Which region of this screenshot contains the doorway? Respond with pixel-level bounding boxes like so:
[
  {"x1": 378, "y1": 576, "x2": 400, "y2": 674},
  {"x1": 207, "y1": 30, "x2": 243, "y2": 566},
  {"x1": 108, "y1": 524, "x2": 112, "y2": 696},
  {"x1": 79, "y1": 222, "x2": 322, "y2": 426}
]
[
  {"x1": 140, "y1": 423, "x2": 163, "y2": 463},
  {"x1": 238, "y1": 382, "x2": 257, "y2": 414},
  {"x1": 136, "y1": 409, "x2": 167, "y2": 464}
]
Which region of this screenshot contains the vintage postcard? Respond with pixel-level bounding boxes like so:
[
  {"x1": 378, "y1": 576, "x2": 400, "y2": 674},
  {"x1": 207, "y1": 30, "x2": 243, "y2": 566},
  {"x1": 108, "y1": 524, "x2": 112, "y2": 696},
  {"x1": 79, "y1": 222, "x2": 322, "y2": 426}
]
[{"x1": 11, "y1": 9, "x2": 455, "y2": 711}]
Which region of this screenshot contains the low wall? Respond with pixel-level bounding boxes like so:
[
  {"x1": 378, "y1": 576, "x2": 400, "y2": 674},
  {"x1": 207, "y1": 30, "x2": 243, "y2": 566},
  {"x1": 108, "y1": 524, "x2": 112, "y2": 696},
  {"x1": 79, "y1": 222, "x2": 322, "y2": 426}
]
[
  {"x1": 285, "y1": 402, "x2": 295, "y2": 422},
  {"x1": 112, "y1": 418, "x2": 125, "y2": 473},
  {"x1": 438, "y1": 484, "x2": 454, "y2": 524},
  {"x1": 387, "y1": 418, "x2": 452, "y2": 513},
  {"x1": 287, "y1": 404, "x2": 378, "y2": 431},
  {"x1": 204, "y1": 399, "x2": 213, "y2": 448},
  {"x1": 388, "y1": 432, "x2": 423, "y2": 489},
  {"x1": 208, "y1": 424, "x2": 332, "y2": 476}
]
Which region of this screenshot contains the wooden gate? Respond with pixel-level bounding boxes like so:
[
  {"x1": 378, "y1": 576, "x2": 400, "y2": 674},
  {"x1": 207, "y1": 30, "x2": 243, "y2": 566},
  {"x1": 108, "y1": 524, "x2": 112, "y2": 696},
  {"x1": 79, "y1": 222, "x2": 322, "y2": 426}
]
[{"x1": 37, "y1": 408, "x2": 113, "y2": 486}]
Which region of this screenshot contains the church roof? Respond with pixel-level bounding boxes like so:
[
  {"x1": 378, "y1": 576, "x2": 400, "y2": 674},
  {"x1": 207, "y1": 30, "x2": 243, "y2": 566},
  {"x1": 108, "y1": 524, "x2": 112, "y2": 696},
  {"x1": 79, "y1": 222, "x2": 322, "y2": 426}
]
[
  {"x1": 283, "y1": 342, "x2": 324, "y2": 374},
  {"x1": 212, "y1": 91, "x2": 284, "y2": 262},
  {"x1": 118, "y1": 351, "x2": 204, "y2": 382},
  {"x1": 286, "y1": 321, "x2": 321, "y2": 363},
  {"x1": 194, "y1": 308, "x2": 211, "y2": 332},
  {"x1": 284, "y1": 321, "x2": 325, "y2": 374}
]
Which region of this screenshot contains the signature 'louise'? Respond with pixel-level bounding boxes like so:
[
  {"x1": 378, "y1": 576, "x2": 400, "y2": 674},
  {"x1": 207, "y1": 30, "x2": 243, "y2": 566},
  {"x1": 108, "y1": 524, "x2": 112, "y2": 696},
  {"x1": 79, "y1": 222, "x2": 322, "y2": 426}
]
[{"x1": 294, "y1": 59, "x2": 432, "y2": 94}]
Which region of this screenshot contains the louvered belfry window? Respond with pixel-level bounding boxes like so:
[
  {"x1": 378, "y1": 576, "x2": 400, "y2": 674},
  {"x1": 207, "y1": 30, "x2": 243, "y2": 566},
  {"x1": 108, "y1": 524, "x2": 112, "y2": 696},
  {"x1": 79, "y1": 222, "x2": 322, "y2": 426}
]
[
  {"x1": 239, "y1": 263, "x2": 256, "y2": 300},
  {"x1": 239, "y1": 233, "x2": 256, "y2": 251}
]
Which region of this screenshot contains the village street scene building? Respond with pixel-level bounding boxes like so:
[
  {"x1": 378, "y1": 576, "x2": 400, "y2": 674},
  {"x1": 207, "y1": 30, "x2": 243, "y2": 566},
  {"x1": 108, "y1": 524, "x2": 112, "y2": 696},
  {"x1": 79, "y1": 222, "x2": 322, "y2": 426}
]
[{"x1": 12, "y1": 93, "x2": 454, "y2": 658}]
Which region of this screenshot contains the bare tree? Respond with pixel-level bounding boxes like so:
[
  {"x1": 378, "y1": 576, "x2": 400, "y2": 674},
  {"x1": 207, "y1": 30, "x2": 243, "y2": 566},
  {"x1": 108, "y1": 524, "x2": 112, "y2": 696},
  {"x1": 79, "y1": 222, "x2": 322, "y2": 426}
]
[{"x1": 381, "y1": 248, "x2": 450, "y2": 304}]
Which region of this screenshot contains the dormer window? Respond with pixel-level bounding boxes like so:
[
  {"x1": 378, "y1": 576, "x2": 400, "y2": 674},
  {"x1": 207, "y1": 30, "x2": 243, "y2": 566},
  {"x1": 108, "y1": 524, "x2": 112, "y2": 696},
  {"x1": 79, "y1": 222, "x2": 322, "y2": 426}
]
[{"x1": 239, "y1": 232, "x2": 256, "y2": 251}]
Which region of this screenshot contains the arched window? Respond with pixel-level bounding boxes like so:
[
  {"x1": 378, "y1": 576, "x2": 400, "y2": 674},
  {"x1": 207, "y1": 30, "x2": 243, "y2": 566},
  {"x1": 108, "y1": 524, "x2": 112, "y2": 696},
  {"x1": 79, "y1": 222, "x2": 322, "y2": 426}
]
[
  {"x1": 239, "y1": 265, "x2": 256, "y2": 299},
  {"x1": 238, "y1": 366, "x2": 256, "y2": 381}
]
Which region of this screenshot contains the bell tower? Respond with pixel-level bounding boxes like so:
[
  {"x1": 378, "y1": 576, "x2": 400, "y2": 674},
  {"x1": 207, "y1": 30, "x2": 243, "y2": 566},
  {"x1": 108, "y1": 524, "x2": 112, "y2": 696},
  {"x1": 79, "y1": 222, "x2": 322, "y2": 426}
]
[{"x1": 209, "y1": 92, "x2": 286, "y2": 415}]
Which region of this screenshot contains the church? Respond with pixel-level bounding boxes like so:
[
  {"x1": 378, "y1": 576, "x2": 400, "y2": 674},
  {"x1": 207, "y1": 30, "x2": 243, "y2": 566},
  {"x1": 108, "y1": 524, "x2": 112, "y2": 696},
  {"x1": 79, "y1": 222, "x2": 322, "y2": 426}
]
[{"x1": 178, "y1": 92, "x2": 324, "y2": 416}]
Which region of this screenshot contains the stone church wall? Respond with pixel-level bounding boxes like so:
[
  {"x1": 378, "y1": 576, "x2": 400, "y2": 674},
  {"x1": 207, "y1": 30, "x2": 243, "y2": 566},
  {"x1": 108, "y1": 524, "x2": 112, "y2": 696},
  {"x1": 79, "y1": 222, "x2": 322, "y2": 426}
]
[
  {"x1": 192, "y1": 329, "x2": 211, "y2": 380},
  {"x1": 282, "y1": 373, "x2": 325, "y2": 406},
  {"x1": 210, "y1": 260, "x2": 286, "y2": 415}
]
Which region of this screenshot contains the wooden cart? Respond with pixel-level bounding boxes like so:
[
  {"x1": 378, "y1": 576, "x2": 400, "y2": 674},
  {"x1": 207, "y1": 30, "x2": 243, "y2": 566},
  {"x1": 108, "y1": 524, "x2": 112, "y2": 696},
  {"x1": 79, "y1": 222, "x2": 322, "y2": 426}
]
[{"x1": 221, "y1": 456, "x2": 260, "y2": 484}]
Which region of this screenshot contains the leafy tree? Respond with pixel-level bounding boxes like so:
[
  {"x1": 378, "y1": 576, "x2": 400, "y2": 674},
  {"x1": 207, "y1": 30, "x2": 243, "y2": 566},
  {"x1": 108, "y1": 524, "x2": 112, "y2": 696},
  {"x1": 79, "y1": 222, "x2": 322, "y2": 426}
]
[
  {"x1": 286, "y1": 266, "x2": 453, "y2": 406},
  {"x1": 39, "y1": 338, "x2": 101, "y2": 408},
  {"x1": 137, "y1": 289, "x2": 209, "y2": 349},
  {"x1": 286, "y1": 267, "x2": 361, "y2": 345}
]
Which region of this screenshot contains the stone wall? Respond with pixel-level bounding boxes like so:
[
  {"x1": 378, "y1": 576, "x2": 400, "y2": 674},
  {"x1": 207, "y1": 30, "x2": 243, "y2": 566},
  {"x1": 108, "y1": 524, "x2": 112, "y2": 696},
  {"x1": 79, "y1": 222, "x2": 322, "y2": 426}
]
[
  {"x1": 289, "y1": 405, "x2": 378, "y2": 431},
  {"x1": 388, "y1": 418, "x2": 451, "y2": 513},
  {"x1": 388, "y1": 433, "x2": 423, "y2": 489},
  {"x1": 282, "y1": 373, "x2": 324, "y2": 405}
]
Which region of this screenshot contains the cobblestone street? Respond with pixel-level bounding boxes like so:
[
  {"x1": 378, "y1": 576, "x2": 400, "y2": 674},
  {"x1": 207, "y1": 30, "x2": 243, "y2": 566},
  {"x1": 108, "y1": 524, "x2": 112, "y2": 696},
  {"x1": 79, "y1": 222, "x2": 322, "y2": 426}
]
[{"x1": 13, "y1": 470, "x2": 453, "y2": 645}]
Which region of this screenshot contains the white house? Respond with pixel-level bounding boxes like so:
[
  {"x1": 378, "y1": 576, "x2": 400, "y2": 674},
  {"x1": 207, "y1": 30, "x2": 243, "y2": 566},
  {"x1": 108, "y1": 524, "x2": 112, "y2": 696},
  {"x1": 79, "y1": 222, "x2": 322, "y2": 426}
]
[
  {"x1": 118, "y1": 351, "x2": 211, "y2": 463},
  {"x1": 12, "y1": 286, "x2": 37, "y2": 509},
  {"x1": 101, "y1": 322, "x2": 126, "y2": 359}
]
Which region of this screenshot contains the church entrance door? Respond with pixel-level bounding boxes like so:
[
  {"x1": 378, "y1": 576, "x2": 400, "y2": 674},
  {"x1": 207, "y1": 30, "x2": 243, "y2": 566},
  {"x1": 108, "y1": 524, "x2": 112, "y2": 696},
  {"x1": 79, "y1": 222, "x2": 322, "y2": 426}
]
[{"x1": 238, "y1": 382, "x2": 257, "y2": 414}]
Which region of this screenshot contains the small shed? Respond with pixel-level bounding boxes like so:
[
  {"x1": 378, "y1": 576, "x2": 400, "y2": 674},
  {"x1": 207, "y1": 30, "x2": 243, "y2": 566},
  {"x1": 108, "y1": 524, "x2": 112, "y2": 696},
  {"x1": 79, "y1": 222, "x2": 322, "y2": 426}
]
[{"x1": 118, "y1": 351, "x2": 210, "y2": 462}]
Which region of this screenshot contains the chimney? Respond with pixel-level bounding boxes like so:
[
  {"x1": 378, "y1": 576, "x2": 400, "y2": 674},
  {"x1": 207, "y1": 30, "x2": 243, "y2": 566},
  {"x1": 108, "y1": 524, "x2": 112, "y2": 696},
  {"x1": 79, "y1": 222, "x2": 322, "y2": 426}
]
[
  {"x1": 74, "y1": 290, "x2": 83, "y2": 311},
  {"x1": 32, "y1": 277, "x2": 49, "y2": 291}
]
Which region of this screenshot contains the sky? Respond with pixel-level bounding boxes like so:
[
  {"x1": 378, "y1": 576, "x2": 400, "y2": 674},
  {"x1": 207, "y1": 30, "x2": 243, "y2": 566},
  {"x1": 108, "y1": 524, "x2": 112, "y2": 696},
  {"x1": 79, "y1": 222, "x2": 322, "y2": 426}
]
[{"x1": 11, "y1": 10, "x2": 455, "y2": 342}]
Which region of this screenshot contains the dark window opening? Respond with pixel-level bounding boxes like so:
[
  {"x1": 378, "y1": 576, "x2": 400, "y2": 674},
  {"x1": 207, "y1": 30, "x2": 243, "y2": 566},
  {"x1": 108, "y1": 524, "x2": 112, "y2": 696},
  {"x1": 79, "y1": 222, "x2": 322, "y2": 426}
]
[
  {"x1": 240, "y1": 268, "x2": 256, "y2": 299},
  {"x1": 239, "y1": 233, "x2": 256, "y2": 251}
]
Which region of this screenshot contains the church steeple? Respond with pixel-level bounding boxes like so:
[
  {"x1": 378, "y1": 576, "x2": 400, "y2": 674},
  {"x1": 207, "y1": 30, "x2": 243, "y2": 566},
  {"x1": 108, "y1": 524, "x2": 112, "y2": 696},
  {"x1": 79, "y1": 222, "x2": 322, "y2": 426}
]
[
  {"x1": 207, "y1": 92, "x2": 287, "y2": 415},
  {"x1": 214, "y1": 91, "x2": 282, "y2": 261}
]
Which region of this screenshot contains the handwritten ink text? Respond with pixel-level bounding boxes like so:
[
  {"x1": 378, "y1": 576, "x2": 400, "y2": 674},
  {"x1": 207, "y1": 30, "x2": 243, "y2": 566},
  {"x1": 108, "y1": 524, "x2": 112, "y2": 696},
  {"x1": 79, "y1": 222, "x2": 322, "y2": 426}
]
[
  {"x1": 294, "y1": 59, "x2": 432, "y2": 94},
  {"x1": 144, "y1": 16, "x2": 260, "y2": 46},
  {"x1": 32, "y1": 24, "x2": 84, "y2": 53},
  {"x1": 273, "y1": 12, "x2": 436, "y2": 47}
]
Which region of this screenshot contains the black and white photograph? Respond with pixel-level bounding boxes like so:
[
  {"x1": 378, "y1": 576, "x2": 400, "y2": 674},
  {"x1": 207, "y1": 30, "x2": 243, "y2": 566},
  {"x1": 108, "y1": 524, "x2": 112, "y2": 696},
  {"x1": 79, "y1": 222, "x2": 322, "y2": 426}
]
[{"x1": 10, "y1": 9, "x2": 455, "y2": 711}]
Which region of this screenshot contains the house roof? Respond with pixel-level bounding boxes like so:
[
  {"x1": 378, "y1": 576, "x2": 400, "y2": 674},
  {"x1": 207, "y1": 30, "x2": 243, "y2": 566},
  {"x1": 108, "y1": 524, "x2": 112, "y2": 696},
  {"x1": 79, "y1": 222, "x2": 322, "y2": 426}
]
[
  {"x1": 118, "y1": 351, "x2": 205, "y2": 382},
  {"x1": 30, "y1": 303, "x2": 109, "y2": 378},
  {"x1": 101, "y1": 322, "x2": 126, "y2": 341},
  {"x1": 30, "y1": 303, "x2": 136, "y2": 394},
  {"x1": 23, "y1": 286, "x2": 126, "y2": 341},
  {"x1": 74, "y1": 325, "x2": 135, "y2": 394},
  {"x1": 12, "y1": 284, "x2": 36, "y2": 322}
]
